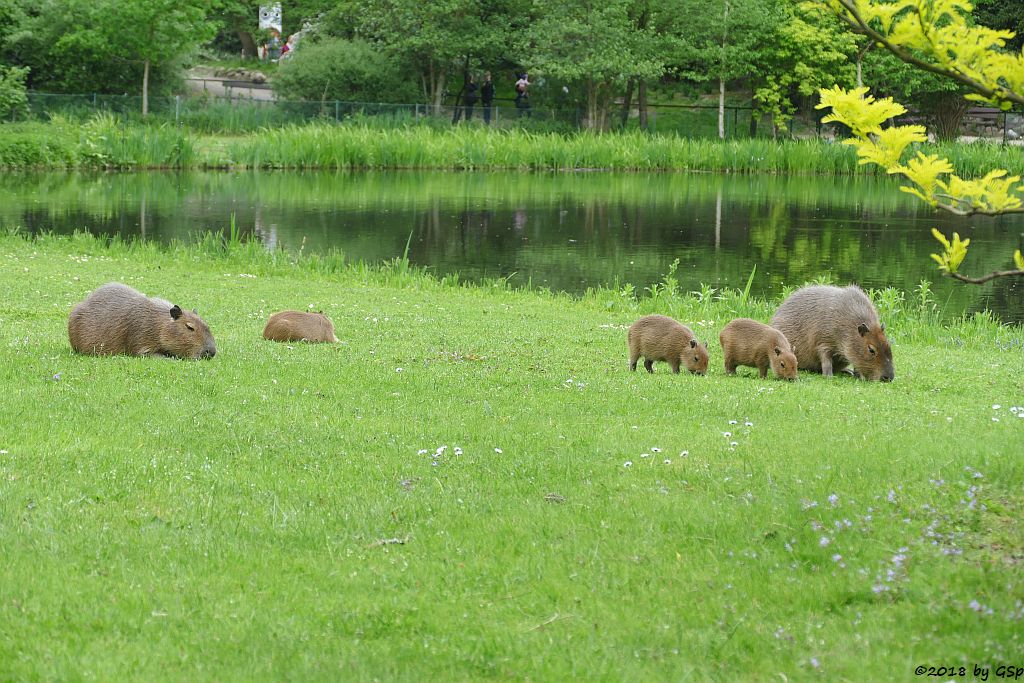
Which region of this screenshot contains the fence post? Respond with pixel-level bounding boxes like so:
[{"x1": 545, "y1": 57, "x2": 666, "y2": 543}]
[
  {"x1": 733, "y1": 107, "x2": 738, "y2": 138},
  {"x1": 175, "y1": 95, "x2": 180, "y2": 126},
  {"x1": 335, "y1": 100, "x2": 339, "y2": 122},
  {"x1": 1004, "y1": 111, "x2": 1008, "y2": 144}
]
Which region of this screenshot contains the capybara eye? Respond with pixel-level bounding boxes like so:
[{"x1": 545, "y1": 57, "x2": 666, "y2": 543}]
[
  {"x1": 868, "y1": 345, "x2": 876, "y2": 355},
  {"x1": 781, "y1": 362, "x2": 786, "y2": 368},
  {"x1": 185, "y1": 322, "x2": 196, "y2": 331},
  {"x1": 694, "y1": 356, "x2": 698, "y2": 362}
]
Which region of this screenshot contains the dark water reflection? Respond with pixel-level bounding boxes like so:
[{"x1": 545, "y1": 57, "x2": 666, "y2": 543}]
[{"x1": 1, "y1": 171, "x2": 1021, "y2": 323}]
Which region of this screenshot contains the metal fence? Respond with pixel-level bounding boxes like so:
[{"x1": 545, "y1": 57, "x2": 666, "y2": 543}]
[{"x1": 16, "y1": 91, "x2": 1023, "y2": 141}]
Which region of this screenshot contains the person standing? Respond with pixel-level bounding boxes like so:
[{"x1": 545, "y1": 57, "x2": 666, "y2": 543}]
[
  {"x1": 462, "y1": 75, "x2": 479, "y2": 122},
  {"x1": 481, "y1": 72, "x2": 495, "y2": 124},
  {"x1": 514, "y1": 72, "x2": 531, "y2": 117}
]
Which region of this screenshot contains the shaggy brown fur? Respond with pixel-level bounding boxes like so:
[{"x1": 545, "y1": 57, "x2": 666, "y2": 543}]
[
  {"x1": 68, "y1": 283, "x2": 216, "y2": 359},
  {"x1": 771, "y1": 285, "x2": 894, "y2": 381},
  {"x1": 627, "y1": 314, "x2": 709, "y2": 375},
  {"x1": 719, "y1": 318, "x2": 797, "y2": 380}
]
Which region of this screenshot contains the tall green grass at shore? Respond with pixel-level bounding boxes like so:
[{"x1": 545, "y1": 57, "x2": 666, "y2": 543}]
[
  {"x1": 1, "y1": 229, "x2": 1022, "y2": 680},
  {"x1": 3, "y1": 117, "x2": 1023, "y2": 174}
]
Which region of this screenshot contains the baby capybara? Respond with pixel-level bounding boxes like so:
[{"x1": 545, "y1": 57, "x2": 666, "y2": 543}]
[
  {"x1": 719, "y1": 318, "x2": 798, "y2": 380},
  {"x1": 628, "y1": 314, "x2": 709, "y2": 375},
  {"x1": 770, "y1": 285, "x2": 894, "y2": 381},
  {"x1": 263, "y1": 311, "x2": 338, "y2": 343},
  {"x1": 68, "y1": 283, "x2": 216, "y2": 359}
]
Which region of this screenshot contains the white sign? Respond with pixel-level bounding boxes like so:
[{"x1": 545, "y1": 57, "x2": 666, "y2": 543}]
[{"x1": 258, "y1": 4, "x2": 282, "y2": 32}]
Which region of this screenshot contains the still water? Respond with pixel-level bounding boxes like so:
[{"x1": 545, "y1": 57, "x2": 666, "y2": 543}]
[{"x1": 1, "y1": 171, "x2": 1021, "y2": 322}]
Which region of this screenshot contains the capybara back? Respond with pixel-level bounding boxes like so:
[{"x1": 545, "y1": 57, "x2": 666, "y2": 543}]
[{"x1": 263, "y1": 311, "x2": 338, "y2": 343}]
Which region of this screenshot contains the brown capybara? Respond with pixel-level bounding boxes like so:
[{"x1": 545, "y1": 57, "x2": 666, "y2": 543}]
[
  {"x1": 68, "y1": 283, "x2": 216, "y2": 359},
  {"x1": 628, "y1": 314, "x2": 709, "y2": 375},
  {"x1": 719, "y1": 318, "x2": 798, "y2": 380},
  {"x1": 263, "y1": 311, "x2": 338, "y2": 343},
  {"x1": 770, "y1": 285, "x2": 894, "y2": 382}
]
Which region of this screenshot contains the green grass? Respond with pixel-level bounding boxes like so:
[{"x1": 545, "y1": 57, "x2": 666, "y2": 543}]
[
  {"x1": 4, "y1": 116, "x2": 1024, "y2": 175},
  {"x1": 0, "y1": 231, "x2": 1022, "y2": 680}
]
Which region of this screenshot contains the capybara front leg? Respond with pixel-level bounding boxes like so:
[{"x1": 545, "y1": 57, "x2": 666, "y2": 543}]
[{"x1": 644, "y1": 359, "x2": 654, "y2": 374}]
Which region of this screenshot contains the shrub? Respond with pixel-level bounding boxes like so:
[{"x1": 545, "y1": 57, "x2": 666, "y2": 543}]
[
  {"x1": 0, "y1": 65, "x2": 29, "y2": 119},
  {"x1": 272, "y1": 37, "x2": 419, "y2": 104}
]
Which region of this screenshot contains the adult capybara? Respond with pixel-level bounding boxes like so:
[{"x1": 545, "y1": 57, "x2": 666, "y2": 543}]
[
  {"x1": 68, "y1": 283, "x2": 216, "y2": 359},
  {"x1": 770, "y1": 285, "x2": 894, "y2": 381},
  {"x1": 628, "y1": 314, "x2": 709, "y2": 375},
  {"x1": 263, "y1": 311, "x2": 338, "y2": 343},
  {"x1": 719, "y1": 318, "x2": 798, "y2": 380}
]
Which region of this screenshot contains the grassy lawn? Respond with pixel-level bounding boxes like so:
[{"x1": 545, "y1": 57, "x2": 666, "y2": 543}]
[{"x1": 0, "y1": 232, "x2": 1021, "y2": 680}]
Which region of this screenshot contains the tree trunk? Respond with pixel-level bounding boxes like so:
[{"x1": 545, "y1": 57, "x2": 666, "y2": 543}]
[
  {"x1": 718, "y1": 76, "x2": 726, "y2": 139},
  {"x1": 587, "y1": 79, "x2": 599, "y2": 130},
  {"x1": 718, "y1": 0, "x2": 730, "y2": 139},
  {"x1": 235, "y1": 21, "x2": 258, "y2": 59},
  {"x1": 142, "y1": 59, "x2": 150, "y2": 117},
  {"x1": 638, "y1": 80, "x2": 648, "y2": 130},
  {"x1": 620, "y1": 78, "x2": 635, "y2": 129}
]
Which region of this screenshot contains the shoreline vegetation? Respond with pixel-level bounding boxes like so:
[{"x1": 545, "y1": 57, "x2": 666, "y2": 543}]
[
  {"x1": 3, "y1": 117, "x2": 1024, "y2": 174},
  {"x1": 1, "y1": 229, "x2": 1022, "y2": 679}
]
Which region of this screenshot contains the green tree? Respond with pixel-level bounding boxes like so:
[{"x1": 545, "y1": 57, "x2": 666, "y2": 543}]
[
  {"x1": 749, "y1": 2, "x2": 857, "y2": 133},
  {"x1": 0, "y1": 64, "x2": 29, "y2": 119},
  {"x1": 340, "y1": 0, "x2": 511, "y2": 109},
  {"x1": 525, "y1": 0, "x2": 663, "y2": 130},
  {"x1": 671, "y1": 0, "x2": 772, "y2": 138}
]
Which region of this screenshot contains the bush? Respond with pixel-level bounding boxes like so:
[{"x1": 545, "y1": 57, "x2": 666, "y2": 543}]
[
  {"x1": 272, "y1": 37, "x2": 419, "y2": 104},
  {"x1": 0, "y1": 65, "x2": 29, "y2": 119}
]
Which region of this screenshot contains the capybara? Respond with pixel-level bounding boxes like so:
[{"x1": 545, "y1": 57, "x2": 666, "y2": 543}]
[
  {"x1": 263, "y1": 311, "x2": 338, "y2": 343},
  {"x1": 719, "y1": 318, "x2": 798, "y2": 380},
  {"x1": 68, "y1": 283, "x2": 216, "y2": 359},
  {"x1": 770, "y1": 285, "x2": 894, "y2": 381},
  {"x1": 628, "y1": 314, "x2": 709, "y2": 375}
]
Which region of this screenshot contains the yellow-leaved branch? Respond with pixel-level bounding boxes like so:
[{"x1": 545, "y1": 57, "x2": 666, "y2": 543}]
[{"x1": 816, "y1": 0, "x2": 1024, "y2": 284}]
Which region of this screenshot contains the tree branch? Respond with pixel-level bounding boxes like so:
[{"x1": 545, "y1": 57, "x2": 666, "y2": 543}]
[
  {"x1": 830, "y1": 0, "x2": 1024, "y2": 106},
  {"x1": 946, "y1": 269, "x2": 1024, "y2": 284},
  {"x1": 931, "y1": 196, "x2": 1024, "y2": 216}
]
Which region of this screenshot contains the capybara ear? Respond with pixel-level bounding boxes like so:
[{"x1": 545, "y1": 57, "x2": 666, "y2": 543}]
[
  {"x1": 192, "y1": 308, "x2": 198, "y2": 314},
  {"x1": 880, "y1": 322, "x2": 886, "y2": 332},
  {"x1": 690, "y1": 339, "x2": 697, "y2": 349},
  {"x1": 857, "y1": 323, "x2": 869, "y2": 337},
  {"x1": 170, "y1": 305, "x2": 183, "y2": 320},
  {"x1": 774, "y1": 346, "x2": 782, "y2": 356},
  {"x1": 703, "y1": 340, "x2": 708, "y2": 349}
]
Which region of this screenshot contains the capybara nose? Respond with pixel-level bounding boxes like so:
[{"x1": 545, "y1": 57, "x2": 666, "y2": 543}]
[
  {"x1": 202, "y1": 346, "x2": 216, "y2": 359},
  {"x1": 882, "y1": 373, "x2": 894, "y2": 382}
]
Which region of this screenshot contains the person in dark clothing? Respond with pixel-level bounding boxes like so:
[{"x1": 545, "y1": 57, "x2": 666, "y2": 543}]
[
  {"x1": 463, "y1": 77, "x2": 479, "y2": 121},
  {"x1": 481, "y1": 72, "x2": 495, "y2": 124}
]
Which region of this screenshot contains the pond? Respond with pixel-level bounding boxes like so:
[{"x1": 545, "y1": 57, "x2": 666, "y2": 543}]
[{"x1": 2, "y1": 171, "x2": 1021, "y2": 323}]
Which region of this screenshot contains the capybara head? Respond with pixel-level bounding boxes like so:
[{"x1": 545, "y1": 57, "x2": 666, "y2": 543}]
[
  {"x1": 769, "y1": 345, "x2": 798, "y2": 381},
  {"x1": 683, "y1": 338, "x2": 710, "y2": 376},
  {"x1": 853, "y1": 322, "x2": 894, "y2": 382},
  {"x1": 165, "y1": 305, "x2": 216, "y2": 359}
]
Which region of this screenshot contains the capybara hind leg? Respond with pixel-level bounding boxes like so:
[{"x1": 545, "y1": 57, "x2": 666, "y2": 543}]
[
  {"x1": 629, "y1": 350, "x2": 640, "y2": 371},
  {"x1": 818, "y1": 346, "x2": 834, "y2": 377},
  {"x1": 644, "y1": 359, "x2": 654, "y2": 373}
]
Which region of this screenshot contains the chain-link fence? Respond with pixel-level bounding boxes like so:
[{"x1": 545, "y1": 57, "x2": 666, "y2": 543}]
[{"x1": 16, "y1": 91, "x2": 1022, "y2": 141}]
